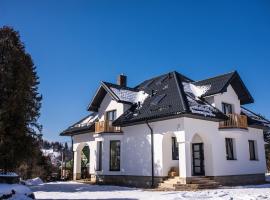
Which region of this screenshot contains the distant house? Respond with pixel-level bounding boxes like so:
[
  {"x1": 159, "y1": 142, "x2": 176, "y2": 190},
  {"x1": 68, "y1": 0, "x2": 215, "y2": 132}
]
[{"x1": 60, "y1": 71, "x2": 270, "y2": 189}]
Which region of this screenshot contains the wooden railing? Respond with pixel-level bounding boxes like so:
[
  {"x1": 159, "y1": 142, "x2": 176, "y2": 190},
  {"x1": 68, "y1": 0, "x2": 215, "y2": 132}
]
[
  {"x1": 95, "y1": 120, "x2": 121, "y2": 133},
  {"x1": 219, "y1": 114, "x2": 248, "y2": 129}
]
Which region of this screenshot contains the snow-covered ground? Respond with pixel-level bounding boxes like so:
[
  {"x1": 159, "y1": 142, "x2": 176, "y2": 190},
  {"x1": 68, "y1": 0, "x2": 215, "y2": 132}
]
[
  {"x1": 0, "y1": 183, "x2": 34, "y2": 200},
  {"x1": 31, "y1": 181, "x2": 270, "y2": 200}
]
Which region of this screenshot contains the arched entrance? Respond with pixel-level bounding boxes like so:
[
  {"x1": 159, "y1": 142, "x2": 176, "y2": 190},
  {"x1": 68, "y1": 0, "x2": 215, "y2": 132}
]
[
  {"x1": 81, "y1": 145, "x2": 90, "y2": 179},
  {"x1": 74, "y1": 143, "x2": 90, "y2": 180},
  {"x1": 191, "y1": 134, "x2": 205, "y2": 176}
]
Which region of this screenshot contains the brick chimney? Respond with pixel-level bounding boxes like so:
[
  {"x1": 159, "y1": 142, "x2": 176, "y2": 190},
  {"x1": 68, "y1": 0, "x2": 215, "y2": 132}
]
[{"x1": 117, "y1": 74, "x2": 127, "y2": 87}]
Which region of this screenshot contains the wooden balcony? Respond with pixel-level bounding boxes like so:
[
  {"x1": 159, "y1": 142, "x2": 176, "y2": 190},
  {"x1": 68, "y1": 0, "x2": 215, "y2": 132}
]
[
  {"x1": 219, "y1": 114, "x2": 248, "y2": 129},
  {"x1": 95, "y1": 120, "x2": 121, "y2": 133}
]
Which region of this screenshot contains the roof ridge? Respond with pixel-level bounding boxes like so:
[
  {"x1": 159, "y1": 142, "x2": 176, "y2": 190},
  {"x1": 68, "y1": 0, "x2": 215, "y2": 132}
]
[
  {"x1": 135, "y1": 71, "x2": 193, "y2": 89},
  {"x1": 102, "y1": 81, "x2": 137, "y2": 91},
  {"x1": 173, "y1": 72, "x2": 190, "y2": 112},
  {"x1": 194, "y1": 71, "x2": 236, "y2": 84}
]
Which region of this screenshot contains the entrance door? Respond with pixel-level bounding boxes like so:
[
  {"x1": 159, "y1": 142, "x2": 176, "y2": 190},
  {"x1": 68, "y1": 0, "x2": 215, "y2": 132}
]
[{"x1": 192, "y1": 143, "x2": 205, "y2": 176}]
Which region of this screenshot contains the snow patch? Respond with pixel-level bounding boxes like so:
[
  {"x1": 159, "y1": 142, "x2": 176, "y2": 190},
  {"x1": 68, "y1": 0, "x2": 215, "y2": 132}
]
[
  {"x1": 32, "y1": 181, "x2": 270, "y2": 200},
  {"x1": 0, "y1": 172, "x2": 18, "y2": 177},
  {"x1": 73, "y1": 113, "x2": 98, "y2": 128},
  {"x1": 0, "y1": 184, "x2": 33, "y2": 200},
  {"x1": 183, "y1": 82, "x2": 211, "y2": 98},
  {"x1": 24, "y1": 177, "x2": 43, "y2": 186},
  {"x1": 42, "y1": 149, "x2": 61, "y2": 166},
  {"x1": 183, "y1": 82, "x2": 217, "y2": 118},
  {"x1": 110, "y1": 87, "x2": 149, "y2": 104}
]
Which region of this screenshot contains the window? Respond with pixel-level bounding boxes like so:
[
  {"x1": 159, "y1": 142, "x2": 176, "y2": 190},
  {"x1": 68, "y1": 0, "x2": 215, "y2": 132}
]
[
  {"x1": 96, "y1": 141, "x2": 102, "y2": 171},
  {"x1": 172, "y1": 137, "x2": 179, "y2": 160},
  {"x1": 225, "y1": 138, "x2": 236, "y2": 160},
  {"x1": 106, "y1": 110, "x2": 117, "y2": 121},
  {"x1": 222, "y1": 103, "x2": 233, "y2": 115},
  {"x1": 150, "y1": 94, "x2": 166, "y2": 106},
  {"x1": 249, "y1": 140, "x2": 257, "y2": 160},
  {"x1": 110, "y1": 140, "x2": 121, "y2": 171}
]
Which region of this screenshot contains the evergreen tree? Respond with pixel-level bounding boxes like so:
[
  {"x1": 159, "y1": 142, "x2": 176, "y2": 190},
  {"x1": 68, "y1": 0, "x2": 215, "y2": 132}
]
[
  {"x1": 264, "y1": 130, "x2": 270, "y2": 171},
  {"x1": 0, "y1": 26, "x2": 42, "y2": 173}
]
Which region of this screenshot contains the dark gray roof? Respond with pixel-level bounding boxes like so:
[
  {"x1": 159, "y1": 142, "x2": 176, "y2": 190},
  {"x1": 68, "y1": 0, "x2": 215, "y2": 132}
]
[
  {"x1": 61, "y1": 70, "x2": 267, "y2": 135},
  {"x1": 87, "y1": 82, "x2": 138, "y2": 112},
  {"x1": 113, "y1": 71, "x2": 227, "y2": 126},
  {"x1": 193, "y1": 71, "x2": 254, "y2": 104},
  {"x1": 60, "y1": 112, "x2": 98, "y2": 136},
  {"x1": 241, "y1": 107, "x2": 270, "y2": 129}
]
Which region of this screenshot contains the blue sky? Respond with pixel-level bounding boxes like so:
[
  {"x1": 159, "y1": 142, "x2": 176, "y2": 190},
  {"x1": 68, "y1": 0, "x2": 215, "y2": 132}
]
[{"x1": 1, "y1": 0, "x2": 270, "y2": 142}]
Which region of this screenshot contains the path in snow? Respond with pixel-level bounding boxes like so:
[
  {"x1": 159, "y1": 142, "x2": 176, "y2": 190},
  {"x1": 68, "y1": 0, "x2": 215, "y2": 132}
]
[{"x1": 31, "y1": 181, "x2": 270, "y2": 200}]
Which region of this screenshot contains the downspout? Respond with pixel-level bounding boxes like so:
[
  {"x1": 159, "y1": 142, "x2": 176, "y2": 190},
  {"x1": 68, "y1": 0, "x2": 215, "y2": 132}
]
[
  {"x1": 146, "y1": 120, "x2": 154, "y2": 188},
  {"x1": 71, "y1": 136, "x2": 74, "y2": 180}
]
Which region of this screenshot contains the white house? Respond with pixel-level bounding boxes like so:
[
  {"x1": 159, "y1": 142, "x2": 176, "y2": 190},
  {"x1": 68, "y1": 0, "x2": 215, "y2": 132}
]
[{"x1": 60, "y1": 71, "x2": 270, "y2": 188}]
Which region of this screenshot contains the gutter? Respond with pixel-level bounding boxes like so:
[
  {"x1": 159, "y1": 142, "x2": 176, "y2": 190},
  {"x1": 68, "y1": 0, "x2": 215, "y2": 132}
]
[{"x1": 146, "y1": 120, "x2": 154, "y2": 188}]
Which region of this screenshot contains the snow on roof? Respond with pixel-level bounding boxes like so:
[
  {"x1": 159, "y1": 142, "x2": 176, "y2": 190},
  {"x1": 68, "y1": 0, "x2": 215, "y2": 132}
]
[
  {"x1": 183, "y1": 82, "x2": 217, "y2": 117},
  {"x1": 187, "y1": 96, "x2": 216, "y2": 117},
  {"x1": 183, "y1": 82, "x2": 211, "y2": 99},
  {"x1": 72, "y1": 113, "x2": 98, "y2": 128},
  {"x1": 110, "y1": 87, "x2": 149, "y2": 104},
  {"x1": 241, "y1": 107, "x2": 270, "y2": 127}
]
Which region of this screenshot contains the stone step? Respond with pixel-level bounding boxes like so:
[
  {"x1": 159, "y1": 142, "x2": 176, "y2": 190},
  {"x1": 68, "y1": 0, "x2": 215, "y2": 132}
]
[
  {"x1": 158, "y1": 176, "x2": 221, "y2": 191},
  {"x1": 159, "y1": 182, "x2": 176, "y2": 189},
  {"x1": 163, "y1": 179, "x2": 180, "y2": 184},
  {"x1": 190, "y1": 180, "x2": 219, "y2": 184}
]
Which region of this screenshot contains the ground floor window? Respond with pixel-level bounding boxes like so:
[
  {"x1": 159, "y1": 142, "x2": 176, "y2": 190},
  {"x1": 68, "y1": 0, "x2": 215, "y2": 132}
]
[
  {"x1": 249, "y1": 140, "x2": 257, "y2": 160},
  {"x1": 225, "y1": 138, "x2": 236, "y2": 160},
  {"x1": 172, "y1": 137, "x2": 179, "y2": 160},
  {"x1": 96, "y1": 141, "x2": 102, "y2": 171},
  {"x1": 110, "y1": 140, "x2": 120, "y2": 171}
]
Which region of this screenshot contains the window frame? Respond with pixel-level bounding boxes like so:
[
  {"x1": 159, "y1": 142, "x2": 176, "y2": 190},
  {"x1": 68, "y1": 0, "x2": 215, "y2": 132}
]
[
  {"x1": 222, "y1": 102, "x2": 233, "y2": 115},
  {"x1": 109, "y1": 140, "x2": 121, "y2": 171},
  {"x1": 96, "y1": 141, "x2": 102, "y2": 171},
  {"x1": 172, "y1": 137, "x2": 179, "y2": 160},
  {"x1": 225, "y1": 138, "x2": 236, "y2": 160},
  {"x1": 249, "y1": 140, "x2": 257, "y2": 161},
  {"x1": 106, "y1": 110, "x2": 117, "y2": 121}
]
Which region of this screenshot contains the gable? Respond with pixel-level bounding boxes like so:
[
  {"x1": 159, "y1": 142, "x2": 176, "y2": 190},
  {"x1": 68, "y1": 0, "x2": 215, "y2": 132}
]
[
  {"x1": 194, "y1": 71, "x2": 254, "y2": 105},
  {"x1": 87, "y1": 82, "x2": 138, "y2": 112}
]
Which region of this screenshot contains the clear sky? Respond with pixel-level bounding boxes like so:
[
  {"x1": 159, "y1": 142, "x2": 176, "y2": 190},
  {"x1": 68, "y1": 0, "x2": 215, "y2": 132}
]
[{"x1": 1, "y1": 0, "x2": 270, "y2": 143}]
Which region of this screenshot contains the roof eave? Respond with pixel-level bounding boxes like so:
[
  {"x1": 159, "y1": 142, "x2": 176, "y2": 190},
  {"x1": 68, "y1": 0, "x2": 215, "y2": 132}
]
[{"x1": 113, "y1": 112, "x2": 226, "y2": 127}]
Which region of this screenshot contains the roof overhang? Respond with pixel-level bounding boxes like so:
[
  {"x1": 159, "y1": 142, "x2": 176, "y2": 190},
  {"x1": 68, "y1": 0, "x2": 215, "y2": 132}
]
[
  {"x1": 60, "y1": 124, "x2": 95, "y2": 136},
  {"x1": 87, "y1": 82, "x2": 135, "y2": 112},
  {"x1": 202, "y1": 72, "x2": 254, "y2": 105}
]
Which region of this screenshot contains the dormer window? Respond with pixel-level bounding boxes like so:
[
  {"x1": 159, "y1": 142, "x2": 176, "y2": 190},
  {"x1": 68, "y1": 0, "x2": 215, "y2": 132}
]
[{"x1": 222, "y1": 102, "x2": 233, "y2": 115}]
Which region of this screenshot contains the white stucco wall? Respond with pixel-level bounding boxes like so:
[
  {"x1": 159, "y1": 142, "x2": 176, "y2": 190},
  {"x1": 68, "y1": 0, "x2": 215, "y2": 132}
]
[
  {"x1": 213, "y1": 85, "x2": 241, "y2": 114},
  {"x1": 98, "y1": 93, "x2": 127, "y2": 121},
  {"x1": 183, "y1": 117, "x2": 266, "y2": 177}
]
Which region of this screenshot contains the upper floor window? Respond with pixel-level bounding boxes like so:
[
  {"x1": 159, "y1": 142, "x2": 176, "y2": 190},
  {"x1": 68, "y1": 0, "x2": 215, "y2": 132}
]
[
  {"x1": 172, "y1": 137, "x2": 179, "y2": 160},
  {"x1": 249, "y1": 140, "x2": 257, "y2": 160},
  {"x1": 106, "y1": 110, "x2": 117, "y2": 121},
  {"x1": 225, "y1": 138, "x2": 236, "y2": 160},
  {"x1": 222, "y1": 103, "x2": 233, "y2": 115}
]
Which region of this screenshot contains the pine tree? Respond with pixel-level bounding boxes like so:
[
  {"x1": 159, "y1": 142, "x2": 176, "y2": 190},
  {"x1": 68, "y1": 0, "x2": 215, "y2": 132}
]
[
  {"x1": 0, "y1": 26, "x2": 42, "y2": 173},
  {"x1": 264, "y1": 130, "x2": 270, "y2": 171}
]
